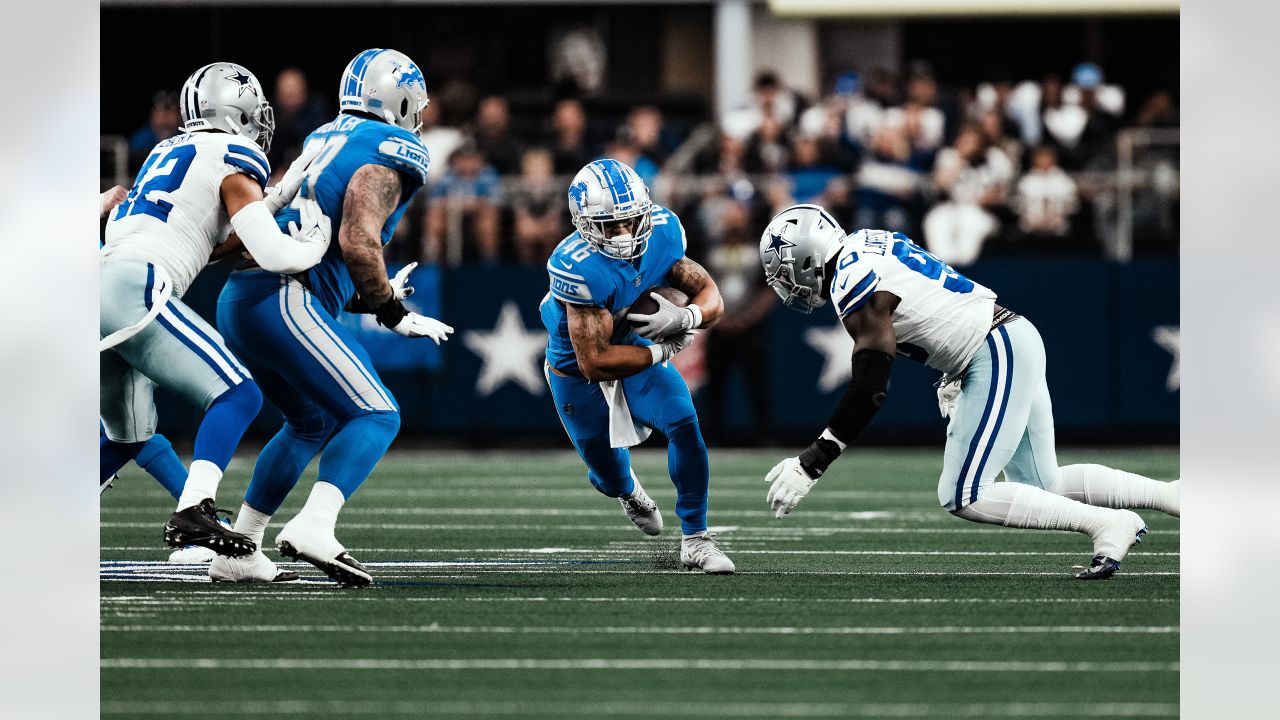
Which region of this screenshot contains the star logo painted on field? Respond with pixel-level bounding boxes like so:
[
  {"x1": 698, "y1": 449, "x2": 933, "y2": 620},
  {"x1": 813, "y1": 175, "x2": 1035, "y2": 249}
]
[
  {"x1": 765, "y1": 232, "x2": 795, "y2": 262},
  {"x1": 804, "y1": 322, "x2": 855, "y2": 393},
  {"x1": 225, "y1": 69, "x2": 257, "y2": 96},
  {"x1": 1152, "y1": 325, "x2": 1179, "y2": 392},
  {"x1": 463, "y1": 301, "x2": 547, "y2": 396}
]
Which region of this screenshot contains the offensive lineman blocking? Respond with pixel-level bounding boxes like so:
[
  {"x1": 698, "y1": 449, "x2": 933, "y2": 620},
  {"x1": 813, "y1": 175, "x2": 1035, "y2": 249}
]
[{"x1": 758, "y1": 205, "x2": 1179, "y2": 579}]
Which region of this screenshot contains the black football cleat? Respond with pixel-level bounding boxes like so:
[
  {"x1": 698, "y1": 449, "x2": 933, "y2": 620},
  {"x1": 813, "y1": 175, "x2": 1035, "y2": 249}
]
[
  {"x1": 163, "y1": 499, "x2": 256, "y2": 558},
  {"x1": 1075, "y1": 554, "x2": 1123, "y2": 580},
  {"x1": 277, "y1": 541, "x2": 372, "y2": 589}
]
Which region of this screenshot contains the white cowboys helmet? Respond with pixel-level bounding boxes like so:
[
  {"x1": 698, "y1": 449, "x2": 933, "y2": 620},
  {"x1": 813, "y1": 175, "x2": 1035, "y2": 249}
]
[
  {"x1": 180, "y1": 62, "x2": 274, "y2": 153},
  {"x1": 759, "y1": 204, "x2": 848, "y2": 314},
  {"x1": 339, "y1": 48, "x2": 429, "y2": 136},
  {"x1": 567, "y1": 159, "x2": 654, "y2": 261}
]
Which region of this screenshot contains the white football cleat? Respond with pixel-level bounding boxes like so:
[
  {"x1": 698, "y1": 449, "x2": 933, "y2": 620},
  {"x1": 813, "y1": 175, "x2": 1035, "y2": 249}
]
[
  {"x1": 681, "y1": 531, "x2": 735, "y2": 574},
  {"x1": 619, "y1": 476, "x2": 663, "y2": 536},
  {"x1": 209, "y1": 551, "x2": 299, "y2": 583},
  {"x1": 276, "y1": 515, "x2": 371, "y2": 588},
  {"x1": 1092, "y1": 509, "x2": 1148, "y2": 563},
  {"x1": 1166, "y1": 480, "x2": 1181, "y2": 517}
]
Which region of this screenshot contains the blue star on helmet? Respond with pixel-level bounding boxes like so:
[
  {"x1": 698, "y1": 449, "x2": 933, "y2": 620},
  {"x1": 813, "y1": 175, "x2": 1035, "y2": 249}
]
[
  {"x1": 765, "y1": 232, "x2": 796, "y2": 262},
  {"x1": 225, "y1": 70, "x2": 257, "y2": 97},
  {"x1": 394, "y1": 64, "x2": 426, "y2": 89}
]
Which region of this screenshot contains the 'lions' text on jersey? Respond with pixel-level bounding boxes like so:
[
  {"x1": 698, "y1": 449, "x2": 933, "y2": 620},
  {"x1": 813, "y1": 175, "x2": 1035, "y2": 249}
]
[
  {"x1": 829, "y1": 229, "x2": 996, "y2": 375},
  {"x1": 539, "y1": 204, "x2": 687, "y2": 375},
  {"x1": 103, "y1": 132, "x2": 271, "y2": 297},
  {"x1": 272, "y1": 114, "x2": 429, "y2": 316}
]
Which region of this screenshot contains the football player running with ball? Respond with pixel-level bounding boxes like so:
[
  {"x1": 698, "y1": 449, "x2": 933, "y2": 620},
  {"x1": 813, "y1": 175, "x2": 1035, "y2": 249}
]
[
  {"x1": 539, "y1": 159, "x2": 735, "y2": 573},
  {"x1": 758, "y1": 205, "x2": 1179, "y2": 579}
]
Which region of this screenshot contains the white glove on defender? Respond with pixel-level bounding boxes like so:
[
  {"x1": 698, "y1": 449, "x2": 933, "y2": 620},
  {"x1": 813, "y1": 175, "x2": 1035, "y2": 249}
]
[
  {"x1": 626, "y1": 292, "x2": 701, "y2": 340},
  {"x1": 391, "y1": 313, "x2": 454, "y2": 344},
  {"x1": 765, "y1": 457, "x2": 820, "y2": 518},
  {"x1": 390, "y1": 262, "x2": 417, "y2": 300},
  {"x1": 263, "y1": 142, "x2": 323, "y2": 215}
]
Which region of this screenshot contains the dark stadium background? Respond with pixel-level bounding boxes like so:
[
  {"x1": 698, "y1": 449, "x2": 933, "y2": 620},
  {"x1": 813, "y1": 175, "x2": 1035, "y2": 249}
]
[{"x1": 100, "y1": 2, "x2": 1179, "y2": 447}]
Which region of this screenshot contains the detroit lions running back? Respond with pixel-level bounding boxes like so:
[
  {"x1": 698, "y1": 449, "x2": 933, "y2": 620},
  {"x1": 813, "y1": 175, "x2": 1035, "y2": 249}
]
[
  {"x1": 100, "y1": 62, "x2": 330, "y2": 562},
  {"x1": 538, "y1": 159, "x2": 734, "y2": 574},
  {"x1": 758, "y1": 204, "x2": 1179, "y2": 580},
  {"x1": 214, "y1": 49, "x2": 451, "y2": 586}
]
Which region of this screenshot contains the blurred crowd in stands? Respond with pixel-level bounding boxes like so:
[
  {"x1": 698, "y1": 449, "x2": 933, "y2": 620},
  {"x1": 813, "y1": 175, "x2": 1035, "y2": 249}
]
[{"x1": 120, "y1": 59, "x2": 1178, "y2": 276}]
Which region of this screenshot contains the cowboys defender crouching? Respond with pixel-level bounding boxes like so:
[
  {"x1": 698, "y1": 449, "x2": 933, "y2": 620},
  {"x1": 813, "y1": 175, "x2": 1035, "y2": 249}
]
[
  {"x1": 758, "y1": 205, "x2": 1180, "y2": 579},
  {"x1": 538, "y1": 159, "x2": 735, "y2": 573}
]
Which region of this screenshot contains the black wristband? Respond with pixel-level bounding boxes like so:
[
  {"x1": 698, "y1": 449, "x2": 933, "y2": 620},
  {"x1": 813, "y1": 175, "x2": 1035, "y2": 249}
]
[
  {"x1": 798, "y1": 437, "x2": 842, "y2": 478},
  {"x1": 827, "y1": 349, "x2": 894, "y2": 443},
  {"x1": 345, "y1": 295, "x2": 374, "y2": 314},
  {"x1": 373, "y1": 298, "x2": 408, "y2": 328}
]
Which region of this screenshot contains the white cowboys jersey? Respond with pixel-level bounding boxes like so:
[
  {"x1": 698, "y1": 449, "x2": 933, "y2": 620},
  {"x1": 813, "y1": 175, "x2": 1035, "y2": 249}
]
[
  {"x1": 102, "y1": 131, "x2": 271, "y2": 296},
  {"x1": 828, "y1": 229, "x2": 997, "y2": 375}
]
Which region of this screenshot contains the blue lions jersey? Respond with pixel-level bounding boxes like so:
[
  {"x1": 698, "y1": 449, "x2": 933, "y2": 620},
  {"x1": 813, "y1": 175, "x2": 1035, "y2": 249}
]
[
  {"x1": 540, "y1": 204, "x2": 688, "y2": 375},
  {"x1": 275, "y1": 114, "x2": 429, "y2": 316}
]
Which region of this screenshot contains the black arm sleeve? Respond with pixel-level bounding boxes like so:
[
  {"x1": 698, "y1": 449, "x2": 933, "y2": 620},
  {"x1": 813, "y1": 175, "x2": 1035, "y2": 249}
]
[
  {"x1": 798, "y1": 349, "x2": 894, "y2": 477},
  {"x1": 829, "y1": 349, "x2": 894, "y2": 442},
  {"x1": 344, "y1": 295, "x2": 374, "y2": 314}
]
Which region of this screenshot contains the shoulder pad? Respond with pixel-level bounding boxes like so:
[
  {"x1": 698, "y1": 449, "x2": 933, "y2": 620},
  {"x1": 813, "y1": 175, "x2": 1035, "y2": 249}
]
[
  {"x1": 649, "y1": 204, "x2": 687, "y2": 253},
  {"x1": 374, "y1": 128, "x2": 430, "y2": 186},
  {"x1": 830, "y1": 247, "x2": 880, "y2": 318},
  {"x1": 221, "y1": 140, "x2": 271, "y2": 190}
]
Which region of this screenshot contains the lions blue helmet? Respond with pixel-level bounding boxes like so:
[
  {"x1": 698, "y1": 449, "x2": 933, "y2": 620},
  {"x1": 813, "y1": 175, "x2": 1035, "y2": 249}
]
[
  {"x1": 567, "y1": 159, "x2": 654, "y2": 261},
  {"x1": 339, "y1": 49, "x2": 430, "y2": 136}
]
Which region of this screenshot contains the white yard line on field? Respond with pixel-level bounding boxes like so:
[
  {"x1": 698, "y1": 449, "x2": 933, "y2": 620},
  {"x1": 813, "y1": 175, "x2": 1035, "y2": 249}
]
[
  {"x1": 100, "y1": 657, "x2": 1178, "y2": 672},
  {"x1": 101, "y1": 593, "x2": 1176, "y2": 605},
  {"x1": 102, "y1": 623, "x2": 1179, "y2": 635},
  {"x1": 99, "y1": 700, "x2": 1179, "y2": 717}
]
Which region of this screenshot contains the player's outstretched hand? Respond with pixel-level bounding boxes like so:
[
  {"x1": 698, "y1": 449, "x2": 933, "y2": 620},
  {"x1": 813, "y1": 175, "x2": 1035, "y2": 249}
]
[
  {"x1": 100, "y1": 185, "x2": 128, "y2": 217},
  {"x1": 391, "y1": 313, "x2": 454, "y2": 344},
  {"x1": 626, "y1": 292, "x2": 698, "y2": 340},
  {"x1": 765, "y1": 456, "x2": 820, "y2": 518},
  {"x1": 390, "y1": 262, "x2": 418, "y2": 300}
]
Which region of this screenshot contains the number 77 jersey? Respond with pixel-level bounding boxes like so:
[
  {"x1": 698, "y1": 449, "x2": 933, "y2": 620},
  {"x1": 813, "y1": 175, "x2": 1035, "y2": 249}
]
[{"x1": 830, "y1": 229, "x2": 997, "y2": 375}]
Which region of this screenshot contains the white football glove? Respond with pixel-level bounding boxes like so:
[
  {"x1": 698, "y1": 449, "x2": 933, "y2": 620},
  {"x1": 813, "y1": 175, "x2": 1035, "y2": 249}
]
[
  {"x1": 936, "y1": 378, "x2": 962, "y2": 419},
  {"x1": 391, "y1": 313, "x2": 454, "y2": 344},
  {"x1": 653, "y1": 330, "x2": 696, "y2": 364},
  {"x1": 765, "y1": 456, "x2": 820, "y2": 518},
  {"x1": 390, "y1": 262, "x2": 418, "y2": 300},
  {"x1": 263, "y1": 142, "x2": 324, "y2": 215},
  {"x1": 284, "y1": 197, "x2": 332, "y2": 253},
  {"x1": 626, "y1": 292, "x2": 701, "y2": 340}
]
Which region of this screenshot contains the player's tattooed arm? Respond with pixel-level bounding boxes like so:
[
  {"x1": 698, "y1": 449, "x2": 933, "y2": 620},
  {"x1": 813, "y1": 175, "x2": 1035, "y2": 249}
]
[
  {"x1": 340, "y1": 164, "x2": 402, "y2": 310},
  {"x1": 567, "y1": 304, "x2": 661, "y2": 382},
  {"x1": 666, "y1": 257, "x2": 724, "y2": 328}
]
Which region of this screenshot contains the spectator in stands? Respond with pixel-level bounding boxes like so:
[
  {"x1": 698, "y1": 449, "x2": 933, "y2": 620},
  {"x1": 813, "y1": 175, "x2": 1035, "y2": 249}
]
[
  {"x1": 1013, "y1": 145, "x2": 1078, "y2": 240},
  {"x1": 1134, "y1": 89, "x2": 1178, "y2": 129},
  {"x1": 420, "y1": 101, "x2": 463, "y2": 184},
  {"x1": 787, "y1": 135, "x2": 842, "y2": 204},
  {"x1": 425, "y1": 143, "x2": 502, "y2": 264},
  {"x1": 601, "y1": 129, "x2": 659, "y2": 188},
  {"x1": 472, "y1": 95, "x2": 523, "y2": 175},
  {"x1": 548, "y1": 98, "x2": 593, "y2": 174},
  {"x1": 269, "y1": 68, "x2": 327, "y2": 170},
  {"x1": 854, "y1": 122, "x2": 922, "y2": 233},
  {"x1": 128, "y1": 91, "x2": 180, "y2": 168},
  {"x1": 699, "y1": 200, "x2": 775, "y2": 443},
  {"x1": 978, "y1": 107, "x2": 1023, "y2": 175},
  {"x1": 722, "y1": 70, "x2": 807, "y2": 140},
  {"x1": 744, "y1": 115, "x2": 789, "y2": 174},
  {"x1": 511, "y1": 148, "x2": 565, "y2": 264},
  {"x1": 923, "y1": 122, "x2": 1014, "y2": 266},
  {"x1": 626, "y1": 105, "x2": 671, "y2": 167}
]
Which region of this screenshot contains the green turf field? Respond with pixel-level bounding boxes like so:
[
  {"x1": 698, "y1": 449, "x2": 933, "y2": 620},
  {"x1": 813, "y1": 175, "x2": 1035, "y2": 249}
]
[{"x1": 100, "y1": 447, "x2": 1179, "y2": 719}]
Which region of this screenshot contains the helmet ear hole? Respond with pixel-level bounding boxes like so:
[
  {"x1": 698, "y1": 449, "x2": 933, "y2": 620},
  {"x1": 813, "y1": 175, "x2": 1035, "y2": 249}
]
[
  {"x1": 401, "y1": 98, "x2": 409, "y2": 118},
  {"x1": 802, "y1": 257, "x2": 813, "y2": 271},
  {"x1": 240, "y1": 112, "x2": 248, "y2": 125}
]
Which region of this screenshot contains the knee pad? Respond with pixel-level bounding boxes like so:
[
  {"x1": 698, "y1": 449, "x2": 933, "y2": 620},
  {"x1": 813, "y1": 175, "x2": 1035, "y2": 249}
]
[
  {"x1": 210, "y1": 379, "x2": 264, "y2": 417},
  {"x1": 666, "y1": 418, "x2": 705, "y2": 448},
  {"x1": 286, "y1": 411, "x2": 338, "y2": 442},
  {"x1": 348, "y1": 409, "x2": 401, "y2": 444}
]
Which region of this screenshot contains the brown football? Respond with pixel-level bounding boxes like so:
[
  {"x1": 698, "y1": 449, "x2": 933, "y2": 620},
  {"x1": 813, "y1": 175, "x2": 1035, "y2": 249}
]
[{"x1": 627, "y1": 286, "x2": 689, "y2": 318}]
